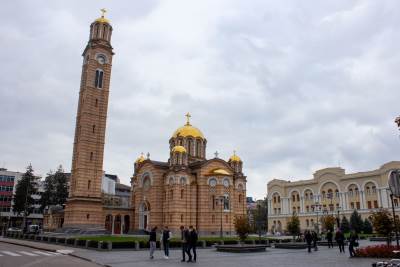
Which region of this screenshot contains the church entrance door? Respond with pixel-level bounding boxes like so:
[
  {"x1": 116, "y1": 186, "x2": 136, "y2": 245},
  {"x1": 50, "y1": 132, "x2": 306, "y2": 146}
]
[{"x1": 139, "y1": 202, "x2": 150, "y2": 230}]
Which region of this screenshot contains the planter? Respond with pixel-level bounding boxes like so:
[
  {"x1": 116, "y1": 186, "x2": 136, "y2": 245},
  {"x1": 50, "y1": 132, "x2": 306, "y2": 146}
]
[
  {"x1": 274, "y1": 242, "x2": 308, "y2": 249},
  {"x1": 215, "y1": 244, "x2": 268, "y2": 253}
]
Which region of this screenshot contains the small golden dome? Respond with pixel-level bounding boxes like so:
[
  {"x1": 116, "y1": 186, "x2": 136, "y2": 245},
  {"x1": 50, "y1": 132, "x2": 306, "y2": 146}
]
[
  {"x1": 212, "y1": 169, "x2": 230, "y2": 175},
  {"x1": 172, "y1": 113, "x2": 204, "y2": 139},
  {"x1": 229, "y1": 151, "x2": 242, "y2": 162},
  {"x1": 172, "y1": 145, "x2": 187, "y2": 153},
  {"x1": 135, "y1": 153, "x2": 145, "y2": 164},
  {"x1": 95, "y1": 8, "x2": 110, "y2": 24}
]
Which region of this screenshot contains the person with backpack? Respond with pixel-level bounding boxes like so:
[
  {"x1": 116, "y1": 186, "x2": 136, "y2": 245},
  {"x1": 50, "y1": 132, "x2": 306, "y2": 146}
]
[
  {"x1": 180, "y1": 225, "x2": 190, "y2": 262},
  {"x1": 160, "y1": 226, "x2": 172, "y2": 259},
  {"x1": 305, "y1": 230, "x2": 313, "y2": 253}
]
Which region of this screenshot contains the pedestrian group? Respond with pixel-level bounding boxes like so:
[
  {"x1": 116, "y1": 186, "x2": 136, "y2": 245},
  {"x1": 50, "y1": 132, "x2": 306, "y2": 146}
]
[{"x1": 148, "y1": 225, "x2": 198, "y2": 262}]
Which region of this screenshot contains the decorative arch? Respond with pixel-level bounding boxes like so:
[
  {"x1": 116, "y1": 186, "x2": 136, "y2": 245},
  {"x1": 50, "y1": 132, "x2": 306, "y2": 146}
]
[
  {"x1": 318, "y1": 180, "x2": 341, "y2": 194},
  {"x1": 287, "y1": 189, "x2": 301, "y2": 197},
  {"x1": 346, "y1": 182, "x2": 361, "y2": 191},
  {"x1": 361, "y1": 180, "x2": 379, "y2": 190},
  {"x1": 140, "y1": 172, "x2": 153, "y2": 187}
]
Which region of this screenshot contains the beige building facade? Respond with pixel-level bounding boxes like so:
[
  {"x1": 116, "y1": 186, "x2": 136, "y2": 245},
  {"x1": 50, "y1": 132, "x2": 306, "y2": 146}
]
[{"x1": 267, "y1": 161, "x2": 400, "y2": 233}]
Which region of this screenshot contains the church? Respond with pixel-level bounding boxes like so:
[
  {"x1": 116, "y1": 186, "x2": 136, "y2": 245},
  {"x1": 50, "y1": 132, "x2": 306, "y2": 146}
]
[
  {"x1": 131, "y1": 114, "x2": 247, "y2": 235},
  {"x1": 59, "y1": 11, "x2": 247, "y2": 235}
]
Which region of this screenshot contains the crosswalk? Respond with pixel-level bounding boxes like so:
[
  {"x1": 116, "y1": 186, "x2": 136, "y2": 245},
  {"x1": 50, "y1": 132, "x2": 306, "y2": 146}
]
[{"x1": 0, "y1": 250, "x2": 63, "y2": 257}]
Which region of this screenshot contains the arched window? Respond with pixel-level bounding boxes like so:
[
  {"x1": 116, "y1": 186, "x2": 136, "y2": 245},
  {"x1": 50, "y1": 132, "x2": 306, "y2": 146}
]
[
  {"x1": 196, "y1": 140, "x2": 202, "y2": 157},
  {"x1": 180, "y1": 214, "x2": 184, "y2": 223},
  {"x1": 180, "y1": 189, "x2": 184, "y2": 199},
  {"x1": 297, "y1": 194, "x2": 300, "y2": 201},
  {"x1": 212, "y1": 195, "x2": 215, "y2": 210},
  {"x1": 90, "y1": 152, "x2": 93, "y2": 161},
  {"x1": 223, "y1": 194, "x2": 230, "y2": 210},
  {"x1": 95, "y1": 69, "x2": 104, "y2": 88},
  {"x1": 88, "y1": 180, "x2": 91, "y2": 190},
  {"x1": 239, "y1": 194, "x2": 242, "y2": 203},
  {"x1": 292, "y1": 195, "x2": 295, "y2": 202},
  {"x1": 305, "y1": 193, "x2": 308, "y2": 200},
  {"x1": 92, "y1": 125, "x2": 96, "y2": 134},
  {"x1": 95, "y1": 99, "x2": 98, "y2": 107},
  {"x1": 273, "y1": 196, "x2": 276, "y2": 203},
  {"x1": 306, "y1": 219, "x2": 309, "y2": 227},
  {"x1": 170, "y1": 190, "x2": 173, "y2": 200}
]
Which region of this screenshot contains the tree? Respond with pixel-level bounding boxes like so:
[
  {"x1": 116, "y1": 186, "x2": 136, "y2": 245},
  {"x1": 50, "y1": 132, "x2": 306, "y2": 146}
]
[
  {"x1": 340, "y1": 216, "x2": 350, "y2": 233},
  {"x1": 52, "y1": 165, "x2": 68, "y2": 205},
  {"x1": 253, "y1": 198, "x2": 268, "y2": 238},
  {"x1": 234, "y1": 216, "x2": 251, "y2": 242},
  {"x1": 370, "y1": 209, "x2": 394, "y2": 245},
  {"x1": 40, "y1": 171, "x2": 55, "y2": 211},
  {"x1": 40, "y1": 165, "x2": 68, "y2": 211},
  {"x1": 350, "y1": 210, "x2": 364, "y2": 233},
  {"x1": 363, "y1": 218, "x2": 373, "y2": 234},
  {"x1": 12, "y1": 164, "x2": 38, "y2": 229},
  {"x1": 286, "y1": 213, "x2": 301, "y2": 239},
  {"x1": 321, "y1": 215, "x2": 335, "y2": 232}
]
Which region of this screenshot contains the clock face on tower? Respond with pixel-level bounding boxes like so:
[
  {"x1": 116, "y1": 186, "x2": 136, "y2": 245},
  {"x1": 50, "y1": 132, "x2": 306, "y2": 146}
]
[{"x1": 96, "y1": 55, "x2": 106, "y2": 64}]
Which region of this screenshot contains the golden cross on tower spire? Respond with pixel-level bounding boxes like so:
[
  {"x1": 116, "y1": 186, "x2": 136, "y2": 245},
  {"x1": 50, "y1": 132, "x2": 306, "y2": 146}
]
[
  {"x1": 100, "y1": 8, "x2": 107, "y2": 18},
  {"x1": 185, "y1": 113, "x2": 191, "y2": 126}
]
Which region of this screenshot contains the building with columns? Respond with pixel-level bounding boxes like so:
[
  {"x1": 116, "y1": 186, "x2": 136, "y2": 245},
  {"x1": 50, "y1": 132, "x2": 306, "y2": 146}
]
[
  {"x1": 267, "y1": 161, "x2": 400, "y2": 233},
  {"x1": 131, "y1": 114, "x2": 247, "y2": 236}
]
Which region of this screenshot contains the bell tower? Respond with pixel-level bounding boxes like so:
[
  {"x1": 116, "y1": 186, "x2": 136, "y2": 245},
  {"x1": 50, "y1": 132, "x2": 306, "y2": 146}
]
[{"x1": 64, "y1": 9, "x2": 114, "y2": 229}]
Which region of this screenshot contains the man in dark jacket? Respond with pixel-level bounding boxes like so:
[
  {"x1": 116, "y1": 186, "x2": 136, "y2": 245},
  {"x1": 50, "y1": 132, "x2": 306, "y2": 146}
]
[
  {"x1": 305, "y1": 230, "x2": 313, "y2": 253},
  {"x1": 335, "y1": 229, "x2": 345, "y2": 253},
  {"x1": 311, "y1": 231, "x2": 318, "y2": 251},
  {"x1": 188, "y1": 226, "x2": 198, "y2": 262},
  {"x1": 149, "y1": 226, "x2": 157, "y2": 259},
  {"x1": 180, "y1": 225, "x2": 191, "y2": 262},
  {"x1": 326, "y1": 230, "x2": 333, "y2": 248}
]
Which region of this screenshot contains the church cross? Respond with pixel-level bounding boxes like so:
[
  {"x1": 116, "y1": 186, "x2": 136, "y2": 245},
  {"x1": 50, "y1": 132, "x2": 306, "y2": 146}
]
[
  {"x1": 100, "y1": 8, "x2": 107, "y2": 18},
  {"x1": 214, "y1": 151, "x2": 219, "y2": 158},
  {"x1": 185, "y1": 112, "x2": 191, "y2": 126}
]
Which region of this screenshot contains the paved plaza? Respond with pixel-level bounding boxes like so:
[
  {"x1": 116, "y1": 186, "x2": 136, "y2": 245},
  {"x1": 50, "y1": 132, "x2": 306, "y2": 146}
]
[
  {"x1": 75, "y1": 240, "x2": 379, "y2": 267},
  {"x1": 0, "y1": 238, "x2": 381, "y2": 267}
]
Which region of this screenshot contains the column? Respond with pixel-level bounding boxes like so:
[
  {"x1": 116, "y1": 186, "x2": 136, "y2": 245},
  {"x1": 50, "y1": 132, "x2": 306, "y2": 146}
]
[
  {"x1": 300, "y1": 196, "x2": 304, "y2": 214},
  {"x1": 380, "y1": 188, "x2": 389, "y2": 208},
  {"x1": 111, "y1": 216, "x2": 115, "y2": 235},
  {"x1": 377, "y1": 189, "x2": 382, "y2": 207},
  {"x1": 121, "y1": 218, "x2": 124, "y2": 236},
  {"x1": 360, "y1": 191, "x2": 366, "y2": 209}
]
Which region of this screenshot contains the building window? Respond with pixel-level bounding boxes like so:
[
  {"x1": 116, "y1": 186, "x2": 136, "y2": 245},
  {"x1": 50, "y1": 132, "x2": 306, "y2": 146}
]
[
  {"x1": 306, "y1": 219, "x2": 309, "y2": 227},
  {"x1": 239, "y1": 194, "x2": 242, "y2": 203},
  {"x1": 92, "y1": 125, "x2": 96, "y2": 133},
  {"x1": 180, "y1": 214, "x2": 184, "y2": 223},
  {"x1": 367, "y1": 201, "x2": 372, "y2": 209},
  {"x1": 225, "y1": 215, "x2": 228, "y2": 223},
  {"x1": 350, "y1": 202, "x2": 354, "y2": 209},
  {"x1": 181, "y1": 189, "x2": 184, "y2": 199},
  {"x1": 223, "y1": 195, "x2": 230, "y2": 211},
  {"x1": 88, "y1": 180, "x2": 91, "y2": 190},
  {"x1": 394, "y1": 199, "x2": 399, "y2": 207},
  {"x1": 356, "y1": 202, "x2": 360, "y2": 210},
  {"x1": 374, "y1": 200, "x2": 378, "y2": 208},
  {"x1": 170, "y1": 190, "x2": 173, "y2": 200},
  {"x1": 90, "y1": 152, "x2": 93, "y2": 161},
  {"x1": 95, "y1": 69, "x2": 104, "y2": 88},
  {"x1": 212, "y1": 195, "x2": 215, "y2": 210},
  {"x1": 95, "y1": 99, "x2": 98, "y2": 107},
  {"x1": 292, "y1": 195, "x2": 295, "y2": 202}
]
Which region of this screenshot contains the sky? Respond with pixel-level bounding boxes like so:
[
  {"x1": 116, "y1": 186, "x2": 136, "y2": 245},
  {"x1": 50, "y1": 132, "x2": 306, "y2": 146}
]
[{"x1": 1, "y1": 0, "x2": 400, "y2": 199}]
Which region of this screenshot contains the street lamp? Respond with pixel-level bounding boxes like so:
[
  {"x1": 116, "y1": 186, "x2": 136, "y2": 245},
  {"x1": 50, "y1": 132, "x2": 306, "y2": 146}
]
[
  {"x1": 311, "y1": 202, "x2": 322, "y2": 235},
  {"x1": 336, "y1": 206, "x2": 341, "y2": 230},
  {"x1": 215, "y1": 196, "x2": 225, "y2": 238}
]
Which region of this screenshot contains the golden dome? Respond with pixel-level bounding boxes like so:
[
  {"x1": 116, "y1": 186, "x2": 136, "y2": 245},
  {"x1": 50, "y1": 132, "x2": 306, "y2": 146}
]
[
  {"x1": 172, "y1": 145, "x2": 187, "y2": 153},
  {"x1": 172, "y1": 113, "x2": 204, "y2": 139},
  {"x1": 95, "y1": 8, "x2": 110, "y2": 24},
  {"x1": 212, "y1": 169, "x2": 230, "y2": 175},
  {"x1": 135, "y1": 153, "x2": 145, "y2": 164},
  {"x1": 229, "y1": 151, "x2": 242, "y2": 162}
]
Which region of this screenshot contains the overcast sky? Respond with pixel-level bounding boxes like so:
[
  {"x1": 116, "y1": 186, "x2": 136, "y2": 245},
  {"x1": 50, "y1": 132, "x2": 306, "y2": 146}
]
[{"x1": 1, "y1": 0, "x2": 400, "y2": 199}]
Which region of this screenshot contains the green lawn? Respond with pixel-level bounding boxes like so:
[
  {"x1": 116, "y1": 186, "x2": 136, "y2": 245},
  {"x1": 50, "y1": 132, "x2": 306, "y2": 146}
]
[{"x1": 76, "y1": 235, "x2": 270, "y2": 242}]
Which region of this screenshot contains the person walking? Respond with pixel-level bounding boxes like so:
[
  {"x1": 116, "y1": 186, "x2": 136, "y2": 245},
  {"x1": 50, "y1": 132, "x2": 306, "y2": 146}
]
[
  {"x1": 335, "y1": 229, "x2": 345, "y2": 253},
  {"x1": 326, "y1": 230, "x2": 333, "y2": 248},
  {"x1": 348, "y1": 230, "x2": 359, "y2": 257},
  {"x1": 161, "y1": 226, "x2": 172, "y2": 259},
  {"x1": 188, "y1": 226, "x2": 198, "y2": 262},
  {"x1": 305, "y1": 230, "x2": 313, "y2": 253},
  {"x1": 149, "y1": 226, "x2": 157, "y2": 259},
  {"x1": 180, "y1": 225, "x2": 190, "y2": 262},
  {"x1": 312, "y1": 231, "x2": 318, "y2": 251}
]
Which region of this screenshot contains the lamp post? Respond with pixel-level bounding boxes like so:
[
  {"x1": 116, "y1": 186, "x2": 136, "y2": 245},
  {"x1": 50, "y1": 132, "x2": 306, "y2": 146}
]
[
  {"x1": 216, "y1": 196, "x2": 224, "y2": 239},
  {"x1": 311, "y1": 202, "x2": 322, "y2": 235},
  {"x1": 336, "y1": 206, "x2": 341, "y2": 230}
]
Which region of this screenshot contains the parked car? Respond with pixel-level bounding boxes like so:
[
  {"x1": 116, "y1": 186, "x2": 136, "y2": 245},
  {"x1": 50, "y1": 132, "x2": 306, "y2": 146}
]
[
  {"x1": 27, "y1": 225, "x2": 40, "y2": 234},
  {"x1": 7, "y1": 227, "x2": 22, "y2": 233}
]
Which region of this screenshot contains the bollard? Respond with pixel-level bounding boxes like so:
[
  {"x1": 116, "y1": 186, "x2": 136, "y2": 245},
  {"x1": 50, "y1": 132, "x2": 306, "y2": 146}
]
[
  {"x1": 220, "y1": 240, "x2": 224, "y2": 245},
  {"x1": 135, "y1": 241, "x2": 140, "y2": 250},
  {"x1": 98, "y1": 241, "x2": 103, "y2": 250},
  {"x1": 74, "y1": 239, "x2": 78, "y2": 247},
  {"x1": 65, "y1": 238, "x2": 68, "y2": 245},
  {"x1": 107, "y1": 241, "x2": 112, "y2": 251},
  {"x1": 85, "y1": 240, "x2": 89, "y2": 249},
  {"x1": 252, "y1": 239, "x2": 256, "y2": 245},
  {"x1": 201, "y1": 240, "x2": 206, "y2": 248}
]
